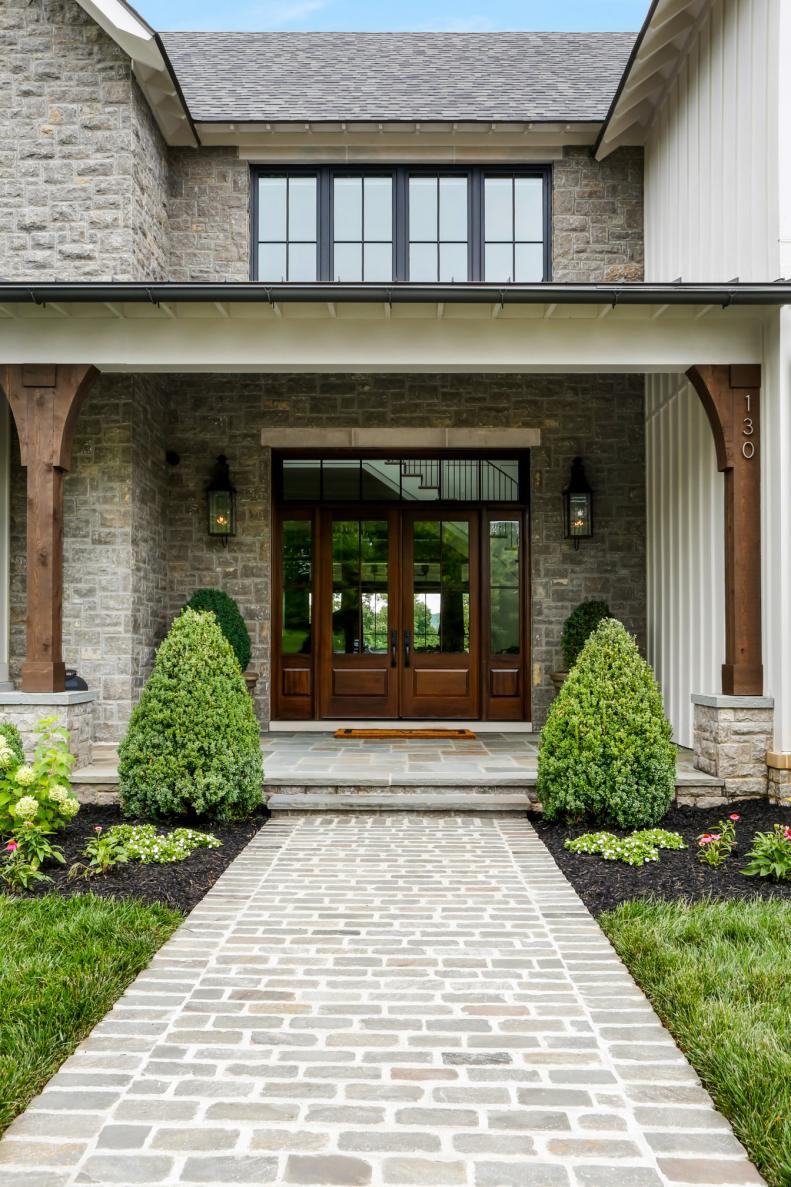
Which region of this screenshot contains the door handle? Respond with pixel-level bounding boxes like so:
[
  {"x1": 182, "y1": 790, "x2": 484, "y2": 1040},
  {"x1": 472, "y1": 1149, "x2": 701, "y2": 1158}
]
[
  {"x1": 390, "y1": 629, "x2": 398, "y2": 668},
  {"x1": 404, "y1": 629, "x2": 411, "y2": 668}
]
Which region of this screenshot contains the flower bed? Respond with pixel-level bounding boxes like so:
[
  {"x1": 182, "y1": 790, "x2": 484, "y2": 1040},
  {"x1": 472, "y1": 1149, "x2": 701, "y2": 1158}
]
[
  {"x1": 4, "y1": 804, "x2": 266, "y2": 912},
  {"x1": 531, "y1": 797, "x2": 791, "y2": 915}
]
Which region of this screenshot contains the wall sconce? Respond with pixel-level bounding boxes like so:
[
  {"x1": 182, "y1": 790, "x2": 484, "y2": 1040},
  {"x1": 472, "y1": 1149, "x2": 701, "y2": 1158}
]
[
  {"x1": 563, "y1": 457, "x2": 593, "y2": 549},
  {"x1": 207, "y1": 455, "x2": 237, "y2": 545}
]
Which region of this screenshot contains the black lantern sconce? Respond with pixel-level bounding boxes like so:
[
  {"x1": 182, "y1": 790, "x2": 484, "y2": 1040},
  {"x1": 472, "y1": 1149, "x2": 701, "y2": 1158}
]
[
  {"x1": 563, "y1": 457, "x2": 593, "y2": 549},
  {"x1": 207, "y1": 455, "x2": 237, "y2": 545}
]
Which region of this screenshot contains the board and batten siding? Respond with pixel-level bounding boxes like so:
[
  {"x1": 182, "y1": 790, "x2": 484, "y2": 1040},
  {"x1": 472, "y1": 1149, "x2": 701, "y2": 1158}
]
[
  {"x1": 644, "y1": 0, "x2": 781, "y2": 282},
  {"x1": 646, "y1": 375, "x2": 724, "y2": 748}
]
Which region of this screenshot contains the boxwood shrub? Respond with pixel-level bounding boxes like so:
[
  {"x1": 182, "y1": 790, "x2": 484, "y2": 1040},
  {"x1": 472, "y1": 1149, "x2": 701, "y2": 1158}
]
[
  {"x1": 538, "y1": 617, "x2": 675, "y2": 828},
  {"x1": 119, "y1": 609, "x2": 263, "y2": 823},
  {"x1": 185, "y1": 588, "x2": 251, "y2": 673},
  {"x1": 560, "y1": 598, "x2": 611, "y2": 671}
]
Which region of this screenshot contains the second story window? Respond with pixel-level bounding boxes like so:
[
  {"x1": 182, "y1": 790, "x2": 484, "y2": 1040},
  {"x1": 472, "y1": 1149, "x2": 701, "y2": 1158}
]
[{"x1": 253, "y1": 166, "x2": 550, "y2": 284}]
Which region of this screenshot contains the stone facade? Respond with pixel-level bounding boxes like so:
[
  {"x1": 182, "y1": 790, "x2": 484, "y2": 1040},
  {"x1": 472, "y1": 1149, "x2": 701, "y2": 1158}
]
[
  {"x1": 692, "y1": 695, "x2": 774, "y2": 800},
  {"x1": 0, "y1": 0, "x2": 168, "y2": 280},
  {"x1": 553, "y1": 146, "x2": 644, "y2": 282},
  {"x1": 9, "y1": 372, "x2": 646, "y2": 739},
  {"x1": 167, "y1": 148, "x2": 252, "y2": 282},
  {"x1": 767, "y1": 763, "x2": 791, "y2": 808}
]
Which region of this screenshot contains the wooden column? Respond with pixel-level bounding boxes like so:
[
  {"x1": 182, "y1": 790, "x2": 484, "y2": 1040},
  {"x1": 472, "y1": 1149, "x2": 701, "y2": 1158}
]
[
  {"x1": 686, "y1": 364, "x2": 762, "y2": 696},
  {"x1": 0, "y1": 365, "x2": 98, "y2": 692}
]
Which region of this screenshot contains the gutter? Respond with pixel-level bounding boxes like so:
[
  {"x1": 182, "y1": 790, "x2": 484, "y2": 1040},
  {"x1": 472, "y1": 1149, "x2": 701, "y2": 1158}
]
[{"x1": 2, "y1": 282, "x2": 791, "y2": 306}]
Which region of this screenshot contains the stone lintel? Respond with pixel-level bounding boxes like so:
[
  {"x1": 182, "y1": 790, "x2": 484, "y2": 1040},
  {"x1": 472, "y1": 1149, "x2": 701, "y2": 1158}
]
[
  {"x1": 691, "y1": 693, "x2": 774, "y2": 710},
  {"x1": 261, "y1": 427, "x2": 542, "y2": 450}
]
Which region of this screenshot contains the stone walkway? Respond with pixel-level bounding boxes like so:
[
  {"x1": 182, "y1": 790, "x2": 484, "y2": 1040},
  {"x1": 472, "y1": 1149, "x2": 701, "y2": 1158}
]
[{"x1": 0, "y1": 815, "x2": 762, "y2": 1187}]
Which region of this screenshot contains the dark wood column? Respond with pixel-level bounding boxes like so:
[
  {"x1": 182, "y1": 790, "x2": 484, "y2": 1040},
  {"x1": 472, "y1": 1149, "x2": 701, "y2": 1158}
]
[
  {"x1": 0, "y1": 365, "x2": 98, "y2": 692},
  {"x1": 686, "y1": 364, "x2": 762, "y2": 696}
]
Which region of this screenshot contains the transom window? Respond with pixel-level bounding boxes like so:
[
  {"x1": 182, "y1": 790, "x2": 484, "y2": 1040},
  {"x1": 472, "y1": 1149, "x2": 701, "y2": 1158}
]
[
  {"x1": 279, "y1": 457, "x2": 523, "y2": 503},
  {"x1": 253, "y1": 167, "x2": 550, "y2": 283}
]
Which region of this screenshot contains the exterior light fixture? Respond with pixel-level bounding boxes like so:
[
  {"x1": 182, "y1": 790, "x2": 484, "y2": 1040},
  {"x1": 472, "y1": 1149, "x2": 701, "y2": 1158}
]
[
  {"x1": 563, "y1": 457, "x2": 593, "y2": 549},
  {"x1": 207, "y1": 454, "x2": 237, "y2": 545}
]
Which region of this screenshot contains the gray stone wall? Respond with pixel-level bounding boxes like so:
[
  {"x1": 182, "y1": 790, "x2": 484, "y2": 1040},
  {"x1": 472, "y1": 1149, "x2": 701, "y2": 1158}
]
[
  {"x1": 553, "y1": 146, "x2": 644, "y2": 282},
  {"x1": 167, "y1": 148, "x2": 251, "y2": 282},
  {"x1": 0, "y1": 0, "x2": 170, "y2": 281},
  {"x1": 9, "y1": 372, "x2": 645, "y2": 739}
]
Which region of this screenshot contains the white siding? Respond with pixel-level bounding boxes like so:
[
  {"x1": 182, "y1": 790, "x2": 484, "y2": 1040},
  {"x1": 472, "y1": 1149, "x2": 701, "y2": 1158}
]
[
  {"x1": 644, "y1": 0, "x2": 781, "y2": 282},
  {"x1": 762, "y1": 308, "x2": 791, "y2": 751},
  {"x1": 646, "y1": 374, "x2": 724, "y2": 747}
]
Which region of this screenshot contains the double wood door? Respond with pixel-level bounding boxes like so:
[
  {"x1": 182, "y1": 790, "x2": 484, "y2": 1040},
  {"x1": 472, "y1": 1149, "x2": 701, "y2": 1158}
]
[
  {"x1": 274, "y1": 503, "x2": 528, "y2": 721},
  {"x1": 321, "y1": 508, "x2": 479, "y2": 719}
]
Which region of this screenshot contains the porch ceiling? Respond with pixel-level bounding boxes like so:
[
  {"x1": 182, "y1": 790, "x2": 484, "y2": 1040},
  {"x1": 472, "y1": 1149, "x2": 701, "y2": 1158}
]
[{"x1": 0, "y1": 283, "x2": 779, "y2": 373}]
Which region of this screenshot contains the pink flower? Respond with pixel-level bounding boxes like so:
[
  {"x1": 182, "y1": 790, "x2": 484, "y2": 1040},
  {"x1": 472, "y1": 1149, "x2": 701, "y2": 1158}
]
[
  {"x1": 784, "y1": 826, "x2": 791, "y2": 841},
  {"x1": 729, "y1": 814, "x2": 741, "y2": 822},
  {"x1": 710, "y1": 834, "x2": 722, "y2": 841},
  {"x1": 5, "y1": 839, "x2": 18, "y2": 853},
  {"x1": 699, "y1": 835, "x2": 713, "y2": 846},
  {"x1": 94, "y1": 825, "x2": 103, "y2": 833}
]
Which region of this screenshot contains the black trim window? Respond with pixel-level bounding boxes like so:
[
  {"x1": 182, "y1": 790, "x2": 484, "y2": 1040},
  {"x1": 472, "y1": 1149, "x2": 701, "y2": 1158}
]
[{"x1": 253, "y1": 167, "x2": 551, "y2": 283}]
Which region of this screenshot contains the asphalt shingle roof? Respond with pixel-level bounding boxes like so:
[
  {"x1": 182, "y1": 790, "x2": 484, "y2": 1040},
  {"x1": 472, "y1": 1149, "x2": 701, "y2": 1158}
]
[{"x1": 160, "y1": 31, "x2": 637, "y2": 124}]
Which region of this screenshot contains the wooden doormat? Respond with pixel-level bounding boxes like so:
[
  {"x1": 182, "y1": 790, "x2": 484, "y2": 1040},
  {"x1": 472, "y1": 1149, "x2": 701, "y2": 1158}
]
[{"x1": 334, "y1": 728, "x2": 477, "y2": 740}]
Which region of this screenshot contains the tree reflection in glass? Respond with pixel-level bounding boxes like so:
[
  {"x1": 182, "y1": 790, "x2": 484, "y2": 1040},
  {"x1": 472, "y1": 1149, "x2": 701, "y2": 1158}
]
[
  {"x1": 332, "y1": 520, "x2": 389, "y2": 654},
  {"x1": 413, "y1": 520, "x2": 470, "y2": 653}
]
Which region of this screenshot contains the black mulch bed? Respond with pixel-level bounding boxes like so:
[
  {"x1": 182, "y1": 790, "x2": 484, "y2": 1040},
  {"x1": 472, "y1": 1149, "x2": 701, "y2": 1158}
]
[
  {"x1": 529, "y1": 798, "x2": 791, "y2": 916},
  {"x1": 9, "y1": 804, "x2": 268, "y2": 914}
]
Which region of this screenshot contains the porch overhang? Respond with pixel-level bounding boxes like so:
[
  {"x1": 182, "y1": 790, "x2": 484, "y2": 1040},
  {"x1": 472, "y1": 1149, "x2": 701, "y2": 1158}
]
[{"x1": 0, "y1": 282, "x2": 786, "y2": 374}]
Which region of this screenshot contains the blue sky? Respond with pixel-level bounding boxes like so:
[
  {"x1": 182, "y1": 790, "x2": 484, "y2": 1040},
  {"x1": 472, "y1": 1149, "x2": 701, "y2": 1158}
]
[{"x1": 134, "y1": 0, "x2": 649, "y2": 33}]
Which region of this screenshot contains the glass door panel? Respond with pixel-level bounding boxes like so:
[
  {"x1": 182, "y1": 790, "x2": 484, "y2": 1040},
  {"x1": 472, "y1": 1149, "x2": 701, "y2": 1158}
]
[
  {"x1": 401, "y1": 512, "x2": 479, "y2": 719},
  {"x1": 320, "y1": 511, "x2": 399, "y2": 718}
]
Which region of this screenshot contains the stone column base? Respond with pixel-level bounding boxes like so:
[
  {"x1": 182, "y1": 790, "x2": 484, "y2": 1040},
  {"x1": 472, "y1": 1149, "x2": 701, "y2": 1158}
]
[
  {"x1": 692, "y1": 693, "x2": 774, "y2": 800},
  {"x1": 0, "y1": 691, "x2": 95, "y2": 769},
  {"x1": 766, "y1": 752, "x2": 791, "y2": 807}
]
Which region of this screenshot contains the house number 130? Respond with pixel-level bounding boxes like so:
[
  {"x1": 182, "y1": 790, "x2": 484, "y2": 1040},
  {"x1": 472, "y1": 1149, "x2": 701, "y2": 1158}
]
[{"x1": 742, "y1": 393, "x2": 755, "y2": 459}]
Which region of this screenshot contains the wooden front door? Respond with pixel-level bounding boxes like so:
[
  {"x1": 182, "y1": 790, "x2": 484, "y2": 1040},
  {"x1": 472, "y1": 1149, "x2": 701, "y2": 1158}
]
[{"x1": 317, "y1": 508, "x2": 480, "y2": 719}]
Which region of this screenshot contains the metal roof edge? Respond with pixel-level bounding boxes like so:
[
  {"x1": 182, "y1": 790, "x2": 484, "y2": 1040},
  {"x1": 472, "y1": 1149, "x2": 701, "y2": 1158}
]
[{"x1": 1, "y1": 282, "x2": 790, "y2": 306}]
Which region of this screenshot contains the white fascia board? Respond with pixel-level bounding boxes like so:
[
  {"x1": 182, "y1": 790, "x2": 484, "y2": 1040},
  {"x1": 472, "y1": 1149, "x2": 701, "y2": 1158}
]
[{"x1": 73, "y1": 0, "x2": 195, "y2": 145}]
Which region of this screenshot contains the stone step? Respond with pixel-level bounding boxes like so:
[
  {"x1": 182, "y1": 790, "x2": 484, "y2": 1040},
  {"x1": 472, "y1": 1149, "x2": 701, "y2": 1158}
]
[{"x1": 267, "y1": 793, "x2": 534, "y2": 815}]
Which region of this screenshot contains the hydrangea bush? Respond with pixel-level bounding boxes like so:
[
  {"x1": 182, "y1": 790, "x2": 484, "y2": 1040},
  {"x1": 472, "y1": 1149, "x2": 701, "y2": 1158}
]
[
  {"x1": 119, "y1": 609, "x2": 263, "y2": 823},
  {"x1": 0, "y1": 718, "x2": 80, "y2": 836},
  {"x1": 538, "y1": 618, "x2": 676, "y2": 828}
]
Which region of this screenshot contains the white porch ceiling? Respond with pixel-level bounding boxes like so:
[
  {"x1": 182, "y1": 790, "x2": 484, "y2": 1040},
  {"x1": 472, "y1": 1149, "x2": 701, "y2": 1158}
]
[{"x1": 0, "y1": 300, "x2": 766, "y2": 373}]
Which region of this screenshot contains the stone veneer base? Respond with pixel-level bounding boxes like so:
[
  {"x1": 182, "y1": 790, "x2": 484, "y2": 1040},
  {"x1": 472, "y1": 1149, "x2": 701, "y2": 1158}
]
[
  {"x1": 0, "y1": 691, "x2": 96, "y2": 769},
  {"x1": 692, "y1": 693, "x2": 774, "y2": 800}
]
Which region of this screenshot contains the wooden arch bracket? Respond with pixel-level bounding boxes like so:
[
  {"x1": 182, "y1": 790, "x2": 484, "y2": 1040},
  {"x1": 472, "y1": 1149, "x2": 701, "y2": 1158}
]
[
  {"x1": 686, "y1": 364, "x2": 762, "y2": 696},
  {"x1": 0, "y1": 365, "x2": 98, "y2": 693}
]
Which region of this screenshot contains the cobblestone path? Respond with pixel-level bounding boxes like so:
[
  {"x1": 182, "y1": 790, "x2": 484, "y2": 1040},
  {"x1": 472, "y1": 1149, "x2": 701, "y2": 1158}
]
[{"x1": 0, "y1": 815, "x2": 763, "y2": 1186}]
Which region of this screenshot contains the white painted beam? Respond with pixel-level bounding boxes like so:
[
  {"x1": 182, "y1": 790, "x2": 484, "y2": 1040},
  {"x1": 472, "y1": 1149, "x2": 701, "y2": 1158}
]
[
  {"x1": 0, "y1": 401, "x2": 11, "y2": 689},
  {"x1": 0, "y1": 307, "x2": 765, "y2": 373}
]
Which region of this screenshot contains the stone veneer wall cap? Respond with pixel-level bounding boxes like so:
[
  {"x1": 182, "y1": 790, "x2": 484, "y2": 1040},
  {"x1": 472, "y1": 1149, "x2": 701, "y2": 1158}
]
[
  {"x1": 691, "y1": 693, "x2": 775, "y2": 709},
  {"x1": 766, "y1": 751, "x2": 791, "y2": 769},
  {"x1": 0, "y1": 691, "x2": 97, "y2": 706}
]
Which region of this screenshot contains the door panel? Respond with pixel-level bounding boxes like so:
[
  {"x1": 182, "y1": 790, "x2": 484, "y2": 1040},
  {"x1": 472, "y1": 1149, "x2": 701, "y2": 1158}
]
[
  {"x1": 400, "y1": 511, "x2": 480, "y2": 719},
  {"x1": 319, "y1": 511, "x2": 399, "y2": 718}
]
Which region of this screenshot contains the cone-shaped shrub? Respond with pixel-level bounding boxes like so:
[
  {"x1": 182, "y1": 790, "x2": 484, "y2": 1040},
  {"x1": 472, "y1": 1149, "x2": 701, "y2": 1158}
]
[
  {"x1": 538, "y1": 618, "x2": 675, "y2": 828},
  {"x1": 119, "y1": 609, "x2": 263, "y2": 823},
  {"x1": 185, "y1": 588, "x2": 251, "y2": 673}
]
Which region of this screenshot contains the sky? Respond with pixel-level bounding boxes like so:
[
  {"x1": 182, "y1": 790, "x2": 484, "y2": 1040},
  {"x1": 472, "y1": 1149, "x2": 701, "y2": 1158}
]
[{"x1": 133, "y1": 0, "x2": 650, "y2": 33}]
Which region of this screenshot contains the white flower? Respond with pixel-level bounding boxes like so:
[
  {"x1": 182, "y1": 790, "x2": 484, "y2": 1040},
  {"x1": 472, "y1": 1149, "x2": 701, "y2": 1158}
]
[
  {"x1": 12, "y1": 795, "x2": 39, "y2": 821},
  {"x1": 48, "y1": 784, "x2": 69, "y2": 804},
  {"x1": 15, "y1": 765, "x2": 35, "y2": 786},
  {"x1": 60, "y1": 797, "x2": 79, "y2": 819}
]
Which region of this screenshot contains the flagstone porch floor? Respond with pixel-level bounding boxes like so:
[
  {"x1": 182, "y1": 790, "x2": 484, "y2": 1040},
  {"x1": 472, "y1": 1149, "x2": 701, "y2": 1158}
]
[{"x1": 71, "y1": 734, "x2": 726, "y2": 814}]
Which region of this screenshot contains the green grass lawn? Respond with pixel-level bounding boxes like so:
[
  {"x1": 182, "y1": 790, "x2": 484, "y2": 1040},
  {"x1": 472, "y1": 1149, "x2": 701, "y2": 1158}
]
[
  {"x1": 601, "y1": 897, "x2": 791, "y2": 1187},
  {"x1": 0, "y1": 894, "x2": 181, "y2": 1133}
]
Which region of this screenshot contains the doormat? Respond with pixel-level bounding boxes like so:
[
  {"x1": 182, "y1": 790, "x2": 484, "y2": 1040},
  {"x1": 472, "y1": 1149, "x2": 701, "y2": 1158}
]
[{"x1": 334, "y1": 728, "x2": 477, "y2": 740}]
